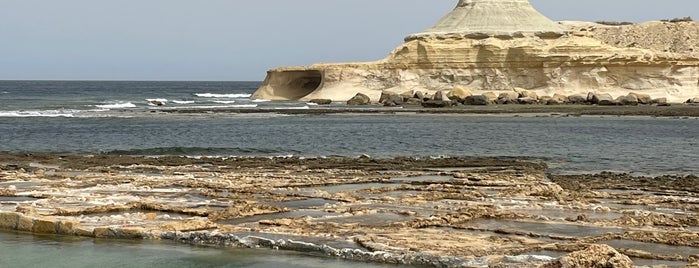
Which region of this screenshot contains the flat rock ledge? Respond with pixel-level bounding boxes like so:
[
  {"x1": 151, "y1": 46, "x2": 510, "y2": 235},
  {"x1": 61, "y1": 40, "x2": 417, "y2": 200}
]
[
  {"x1": 2, "y1": 155, "x2": 699, "y2": 267},
  {"x1": 0, "y1": 211, "x2": 472, "y2": 267}
]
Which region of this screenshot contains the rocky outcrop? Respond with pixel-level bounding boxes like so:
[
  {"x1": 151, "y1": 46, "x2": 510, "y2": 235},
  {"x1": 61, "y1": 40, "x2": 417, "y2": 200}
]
[
  {"x1": 253, "y1": 0, "x2": 699, "y2": 104},
  {"x1": 347, "y1": 93, "x2": 371, "y2": 105},
  {"x1": 309, "y1": 99, "x2": 332, "y2": 105},
  {"x1": 551, "y1": 244, "x2": 634, "y2": 268},
  {"x1": 560, "y1": 20, "x2": 699, "y2": 58}
]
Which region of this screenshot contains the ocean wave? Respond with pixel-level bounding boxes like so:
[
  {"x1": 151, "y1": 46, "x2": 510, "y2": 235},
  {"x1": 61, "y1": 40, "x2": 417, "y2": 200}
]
[
  {"x1": 252, "y1": 99, "x2": 271, "y2": 103},
  {"x1": 146, "y1": 98, "x2": 168, "y2": 106},
  {"x1": 213, "y1": 100, "x2": 237, "y2": 104},
  {"x1": 172, "y1": 100, "x2": 195, "y2": 104},
  {"x1": 102, "y1": 146, "x2": 292, "y2": 156},
  {"x1": 0, "y1": 110, "x2": 75, "y2": 118},
  {"x1": 195, "y1": 93, "x2": 252, "y2": 98},
  {"x1": 183, "y1": 104, "x2": 258, "y2": 109},
  {"x1": 96, "y1": 102, "x2": 137, "y2": 109}
]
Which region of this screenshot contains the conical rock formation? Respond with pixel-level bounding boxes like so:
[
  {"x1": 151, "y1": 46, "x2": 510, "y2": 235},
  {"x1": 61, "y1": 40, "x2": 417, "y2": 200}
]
[
  {"x1": 407, "y1": 0, "x2": 565, "y2": 39},
  {"x1": 253, "y1": 0, "x2": 699, "y2": 103}
]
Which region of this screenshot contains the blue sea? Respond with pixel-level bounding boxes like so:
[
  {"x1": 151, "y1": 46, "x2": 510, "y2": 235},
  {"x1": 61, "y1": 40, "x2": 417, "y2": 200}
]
[
  {"x1": 1, "y1": 80, "x2": 699, "y2": 267},
  {"x1": 1, "y1": 80, "x2": 697, "y2": 175}
]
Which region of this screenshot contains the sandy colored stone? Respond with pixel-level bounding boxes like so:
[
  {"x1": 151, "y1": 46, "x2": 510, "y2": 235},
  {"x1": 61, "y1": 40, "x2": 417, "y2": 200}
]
[
  {"x1": 556, "y1": 244, "x2": 634, "y2": 268},
  {"x1": 0, "y1": 212, "x2": 19, "y2": 230},
  {"x1": 73, "y1": 226, "x2": 95, "y2": 237},
  {"x1": 159, "y1": 219, "x2": 212, "y2": 232},
  {"x1": 447, "y1": 86, "x2": 473, "y2": 101},
  {"x1": 409, "y1": 0, "x2": 565, "y2": 38},
  {"x1": 561, "y1": 20, "x2": 699, "y2": 58},
  {"x1": 114, "y1": 227, "x2": 146, "y2": 239},
  {"x1": 93, "y1": 227, "x2": 116, "y2": 238},
  {"x1": 2, "y1": 154, "x2": 699, "y2": 267},
  {"x1": 17, "y1": 215, "x2": 34, "y2": 232},
  {"x1": 32, "y1": 218, "x2": 57, "y2": 234},
  {"x1": 57, "y1": 220, "x2": 79, "y2": 235},
  {"x1": 145, "y1": 212, "x2": 158, "y2": 220},
  {"x1": 253, "y1": 1, "x2": 699, "y2": 103}
]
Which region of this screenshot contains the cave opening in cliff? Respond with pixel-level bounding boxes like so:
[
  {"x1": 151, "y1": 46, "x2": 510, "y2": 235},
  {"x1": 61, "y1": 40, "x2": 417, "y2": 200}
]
[{"x1": 269, "y1": 70, "x2": 323, "y2": 100}]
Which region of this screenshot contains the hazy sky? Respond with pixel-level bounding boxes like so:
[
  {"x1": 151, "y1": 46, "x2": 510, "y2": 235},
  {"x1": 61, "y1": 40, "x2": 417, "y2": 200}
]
[{"x1": 1, "y1": 0, "x2": 697, "y2": 81}]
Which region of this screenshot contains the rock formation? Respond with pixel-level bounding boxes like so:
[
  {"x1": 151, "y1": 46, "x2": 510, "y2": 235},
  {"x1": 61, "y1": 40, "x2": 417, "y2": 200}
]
[
  {"x1": 551, "y1": 244, "x2": 634, "y2": 268},
  {"x1": 253, "y1": 0, "x2": 699, "y2": 103}
]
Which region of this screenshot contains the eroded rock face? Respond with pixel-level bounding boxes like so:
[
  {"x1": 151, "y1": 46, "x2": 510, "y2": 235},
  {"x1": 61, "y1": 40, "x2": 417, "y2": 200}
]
[
  {"x1": 554, "y1": 244, "x2": 634, "y2": 268},
  {"x1": 252, "y1": 1, "x2": 699, "y2": 103}
]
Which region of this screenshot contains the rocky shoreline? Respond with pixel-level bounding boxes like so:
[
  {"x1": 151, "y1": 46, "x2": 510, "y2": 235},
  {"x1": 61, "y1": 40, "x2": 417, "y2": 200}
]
[
  {"x1": 158, "y1": 103, "x2": 699, "y2": 118},
  {"x1": 1, "y1": 155, "x2": 698, "y2": 267}
]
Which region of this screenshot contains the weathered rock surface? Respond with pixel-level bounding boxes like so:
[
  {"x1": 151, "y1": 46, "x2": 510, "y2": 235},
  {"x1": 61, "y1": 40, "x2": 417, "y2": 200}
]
[
  {"x1": 567, "y1": 95, "x2": 587, "y2": 104},
  {"x1": 560, "y1": 20, "x2": 699, "y2": 58},
  {"x1": 253, "y1": 1, "x2": 699, "y2": 104},
  {"x1": 379, "y1": 91, "x2": 404, "y2": 106},
  {"x1": 616, "y1": 94, "x2": 639, "y2": 106},
  {"x1": 2, "y1": 154, "x2": 699, "y2": 267},
  {"x1": 591, "y1": 93, "x2": 615, "y2": 106},
  {"x1": 309, "y1": 99, "x2": 332, "y2": 105},
  {"x1": 346, "y1": 93, "x2": 371, "y2": 105},
  {"x1": 553, "y1": 244, "x2": 634, "y2": 268},
  {"x1": 433, "y1": 90, "x2": 451, "y2": 102},
  {"x1": 421, "y1": 100, "x2": 452, "y2": 108},
  {"x1": 447, "y1": 86, "x2": 472, "y2": 101},
  {"x1": 464, "y1": 95, "x2": 490, "y2": 105},
  {"x1": 497, "y1": 92, "x2": 520, "y2": 104}
]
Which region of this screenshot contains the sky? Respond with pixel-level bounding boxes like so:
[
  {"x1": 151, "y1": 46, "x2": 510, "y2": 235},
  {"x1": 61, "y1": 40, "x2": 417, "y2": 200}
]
[{"x1": 0, "y1": 0, "x2": 697, "y2": 81}]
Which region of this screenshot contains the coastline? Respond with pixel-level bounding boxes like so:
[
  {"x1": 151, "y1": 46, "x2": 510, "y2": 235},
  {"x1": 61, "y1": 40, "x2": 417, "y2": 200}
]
[
  {"x1": 1, "y1": 154, "x2": 698, "y2": 267},
  {"x1": 157, "y1": 104, "x2": 699, "y2": 117}
]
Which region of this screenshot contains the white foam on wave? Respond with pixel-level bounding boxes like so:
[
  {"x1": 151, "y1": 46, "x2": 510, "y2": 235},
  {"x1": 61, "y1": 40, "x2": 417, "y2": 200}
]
[
  {"x1": 195, "y1": 93, "x2": 252, "y2": 98},
  {"x1": 146, "y1": 98, "x2": 169, "y2": 106},
  {"x1": 0, "y1": 110, "x2": 75, "y2": 118},
  {"x1": 186, "y1": 104, "x2": 258, "y2": 109},
  {"x1": 96, "y1": 102, "x2": 137, "y2": 109},
  {"x1": 213, "y1": 100, "x2": 236, "y2": 104},
  {"x1": 252, "y1": 99, "x2": 271, "y2": 103},
  {"x1": 172, "y1": 100, "x2": 195, "y2": 104}
]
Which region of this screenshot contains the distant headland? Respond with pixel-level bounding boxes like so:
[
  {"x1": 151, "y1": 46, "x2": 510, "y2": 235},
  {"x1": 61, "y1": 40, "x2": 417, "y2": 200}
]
[{"x1": 252, "y1": 0, "x2": 699, "y2": 105}]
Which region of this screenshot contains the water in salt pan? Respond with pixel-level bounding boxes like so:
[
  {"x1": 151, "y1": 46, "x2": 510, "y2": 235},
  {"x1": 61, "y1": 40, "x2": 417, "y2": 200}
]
[
  {"x1": 219, "y1": 210, "x2": 339, "y2": 225},
  {"x1": 272, "y1": 198, "x2": 340, "y2": 209},
  {"x1": 602, "y1": 240, "x2": 699, "y2": 258},
  {"x1": 310, "y1": 183, "x2": 399, "y2": 194},
  {"x1": 465, "y1": 219, "x2": 624, "y2": 237}
]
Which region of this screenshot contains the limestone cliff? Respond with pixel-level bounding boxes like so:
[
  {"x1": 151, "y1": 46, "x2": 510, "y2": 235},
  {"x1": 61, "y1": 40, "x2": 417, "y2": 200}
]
[{"x1": 253, "y1": 0, "x2": 699, "y2": 103}]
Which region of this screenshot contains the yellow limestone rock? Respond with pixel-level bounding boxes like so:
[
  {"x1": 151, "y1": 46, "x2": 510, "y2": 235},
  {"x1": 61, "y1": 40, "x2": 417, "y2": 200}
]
[
  {"x1": 556, "y1": 244, "x2": 634, "y2": 268},
  {"x1": 0, "y1": 212, "x2": 19, "y2": 230},
  {"x1": 447, "y1": 85, "x2": 473, "y2": 100},
  {"x1": 32, "y1": 218, "x2": 57, "y2": 234},
  {"x1": 253, "y1": 0, "x2": 699, "y2": 103},
  {"x1": 58, "y1": 220, "x2": 79, "y2": 235},
  {"x1": 17, "y1": 215, "x2": 34, "y2": 232}
]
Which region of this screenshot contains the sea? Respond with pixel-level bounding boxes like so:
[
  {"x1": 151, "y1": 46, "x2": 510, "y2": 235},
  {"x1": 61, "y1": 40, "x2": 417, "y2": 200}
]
[{"x1": 0, "y1": 80, "x2": 698, "y2": 267}]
